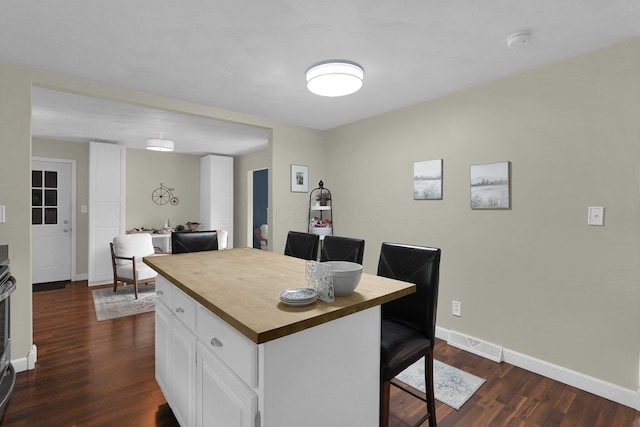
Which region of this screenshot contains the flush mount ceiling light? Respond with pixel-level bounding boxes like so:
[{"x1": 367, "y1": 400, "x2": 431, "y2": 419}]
[
  {"x1": 146, "y1": 132, "x2": 174, "y2": 152},
  {"x1": 306, "y1": 60, "x2": 364, "y2": 97}
]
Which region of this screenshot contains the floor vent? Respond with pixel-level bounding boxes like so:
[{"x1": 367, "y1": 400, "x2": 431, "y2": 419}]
[{"x1": 447, "y1": 330, "x2": 504, "y2": 363}]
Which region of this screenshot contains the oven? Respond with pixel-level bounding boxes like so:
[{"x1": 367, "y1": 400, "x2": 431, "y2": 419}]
[{"x1": 0, "y1": 265, "x2": 16, "y2": 421}]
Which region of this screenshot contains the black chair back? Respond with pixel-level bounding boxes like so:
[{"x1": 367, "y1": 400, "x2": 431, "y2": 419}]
[
  {"x1": 377, "y1": 243, "x2": 441, "y2": 340},
  {"x1": 284, "y1": 231, "x2": 319, "y2": 261},
  {"x1": 171, "y1": 230, "x2": 218, "y2": 254},
  {"x1": 320, "y1": 235, "x2": 365, "y2": 265}
]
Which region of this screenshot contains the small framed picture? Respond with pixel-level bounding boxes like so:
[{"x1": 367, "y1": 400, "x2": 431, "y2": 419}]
[
  {"x1": 291, "y1": 164, "x2": 309, "y2": 192},
  {"x1": 470, "y1": 161, "x2": 511, "y2": 209},
  {"x1": 414, "y1": 159, "x2": 443, "y2": 200}
]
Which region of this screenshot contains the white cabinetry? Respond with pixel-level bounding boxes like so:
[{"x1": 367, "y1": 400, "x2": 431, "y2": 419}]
[
  {"x1": 200, "y1": 155, "x2": 233, "y2": 247},
  {"x1": 197, "y1": 341, "x2": 258, "y2": 427},
  {"x1": 155, "y1": 277, "x2": 197, "y2": 427},
  {"x1": 155, "y1": 274, "x2": 378, "y2": 427}
]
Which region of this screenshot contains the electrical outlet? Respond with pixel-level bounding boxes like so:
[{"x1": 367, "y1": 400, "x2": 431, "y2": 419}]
[{"x1": 452, "y1": 301, "x2": 462, "y2": 317}]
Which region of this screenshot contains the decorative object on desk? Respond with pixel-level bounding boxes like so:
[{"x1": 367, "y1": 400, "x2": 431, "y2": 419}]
[
  {"x1": 323, "y1": 261, "x2": 362, "y2": 296},
  {"x1": 309, "y1": 181, "x2": 333, "y2": 237},
  {"x1": 305, "y1": 261, "x2": 334, "y2": 302},
  {"x1": 92, "y1": 284, "x2": 156, "y2": 321},
  {"x1": 395, "y1": 358, "x2": 485, "y2": 410},
  {"x1": 279, "y1": 287, "x2": 318, "y2": 306},
  {"x1": 151, "y1": 183, "x2": 179, "y2": 206},
  {"x1": 470, "y1": 161, "x2": 510, "y2": 209},
  {"x1": 309, "y1": 217, "x2": 332, "y2": 236},
  {"x1": 175, "y1": 224, "x2": 185, "y2": 231},
  {"x1": 186, "y1": 221, "x2": 200, "y2": 231},
  {"x1": 290, "y1": 164, "x2": 309, "y2": 192},
  {"x1": 414, "y1": 159, "x2": 443, "y2": 200}
]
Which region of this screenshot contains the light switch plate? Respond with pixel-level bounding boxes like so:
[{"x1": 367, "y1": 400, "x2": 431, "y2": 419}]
[
  {"x1": 0, "y1": 206, "x2": 5, "y2": 223},
  {"x1": 588, "y1": 207, "x2": 604, "y2": 226}
]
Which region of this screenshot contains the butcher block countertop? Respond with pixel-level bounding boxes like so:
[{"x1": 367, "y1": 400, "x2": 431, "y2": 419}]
[{"x1": 144, "y1": 248, "x2": 414, "y2": 344}]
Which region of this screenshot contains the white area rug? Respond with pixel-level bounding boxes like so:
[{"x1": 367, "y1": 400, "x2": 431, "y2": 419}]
[
  {"x1": 92, "y1": 284, "x2": 156, "y2": 321},
  {"x1": 395, "y1": 358, "x2": 485, "y2": 410}
]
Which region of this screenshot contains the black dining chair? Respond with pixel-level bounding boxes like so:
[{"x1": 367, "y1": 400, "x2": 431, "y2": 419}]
[
  {"x1": 377, "y1": 242, "x2": 441, "y2": 427},
  {"x1": 284, "y1": 231, "x2": 319, "y2": 261},
  {"x1": 171, "y1": 230, "x2": 218, "y2": 254},
  {"x1": 319, "y1": 235, "x2": 365, "y2": 265}
]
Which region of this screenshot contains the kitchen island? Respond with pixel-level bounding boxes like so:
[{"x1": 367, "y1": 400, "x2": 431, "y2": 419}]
[{"x1": 145, "y1": 248, "x2": 414, "y2": 427}]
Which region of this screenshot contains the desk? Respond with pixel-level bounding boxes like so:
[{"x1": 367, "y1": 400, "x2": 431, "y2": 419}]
[
  {"x1": 151, "y1": 233, "x2": 171, "y2": 253},
  {"x1": 145, "y1": 248, "x2": 414, "y2": 427}
]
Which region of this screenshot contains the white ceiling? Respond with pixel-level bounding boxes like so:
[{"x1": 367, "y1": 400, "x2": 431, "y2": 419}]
[{"x1": 2, "y1": 1, "x2": 639, "y2": 155}]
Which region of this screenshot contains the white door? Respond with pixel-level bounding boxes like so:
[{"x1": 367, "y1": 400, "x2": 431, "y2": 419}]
[{"x1": 31, "y1": 159, "x2": 72, "y2": 284}]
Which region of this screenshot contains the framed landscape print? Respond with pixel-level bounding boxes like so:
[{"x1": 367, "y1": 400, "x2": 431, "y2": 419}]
[
  {"x1": 470, "y1": 161, "x2": 510, "y2": 209},
  {"x1": 290, "y1": 164, "x2": 309, "y2": 192},
  {"x1": 413, "y1": 159, "x2": 443, "y2": 200}
]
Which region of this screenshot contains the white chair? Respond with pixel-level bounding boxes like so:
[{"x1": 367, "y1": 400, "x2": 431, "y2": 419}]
[{"x1": 110, "y1": 234, "x2": 158, "y2": 299}]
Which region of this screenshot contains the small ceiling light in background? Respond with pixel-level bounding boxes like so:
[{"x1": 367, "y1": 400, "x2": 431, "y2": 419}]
[
  {"x1": 306, "y1": 60, "x2": 364, "y2": 97},
  {"x1": 146, "y1": 132, "x2": 174, "y2": 152},
  {"x1": 507, "y1": 31, "x2": 531, "y2": 49}
]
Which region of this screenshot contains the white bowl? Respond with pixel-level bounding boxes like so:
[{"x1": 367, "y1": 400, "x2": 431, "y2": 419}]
[{"x1": 324, "y1": 261, "x2": 363, "y2": 296}]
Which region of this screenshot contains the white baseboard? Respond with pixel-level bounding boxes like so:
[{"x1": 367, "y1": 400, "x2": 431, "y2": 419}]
[
  {"x1": 11, "y1": 344, "x2": 37, "y2": 373},
  {"x1": 73, "y1": 273, "x2": 88, "y2": 281},
  {"x1": 435, "y1": 326, "x2": 639, "y2": 410}
]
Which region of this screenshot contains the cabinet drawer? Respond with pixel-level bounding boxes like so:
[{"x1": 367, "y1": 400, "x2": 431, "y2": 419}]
[
  {"x1": 197, "y1": 305, "x2": 258, "y2": 388},
  {"x1": 172, "y1": 287, "x2": 196, "y2": 331},
  {"x1": 155, "y1": 276, "x2": 172, "y2": 307}
]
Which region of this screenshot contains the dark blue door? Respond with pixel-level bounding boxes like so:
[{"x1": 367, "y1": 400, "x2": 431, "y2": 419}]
[{"x1": 252, "y1": 169, "x2": 268, "y2": 249}]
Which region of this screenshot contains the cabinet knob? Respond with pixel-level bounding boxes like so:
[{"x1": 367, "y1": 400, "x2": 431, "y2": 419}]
[
  {"x1": 175, "y1": 307, "x2": 184, "y2": 313},
  {"x1": 210, "y1": 337, "x2": 223, "y2": 347}
]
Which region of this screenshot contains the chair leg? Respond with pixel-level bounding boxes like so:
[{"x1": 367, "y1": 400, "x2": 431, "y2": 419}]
[
  {"x1": 380, "y1": 381, "x2": 390, "y2": 427},
  {"x1": 113, "y1": 280, "x2": 118, "y2": 293},
  {"x1": 134, "y1": 283, "x2": 139, "y2": 299},
  {"x1": 425, "y1": 353, "x2": 437, "y2": 427}
]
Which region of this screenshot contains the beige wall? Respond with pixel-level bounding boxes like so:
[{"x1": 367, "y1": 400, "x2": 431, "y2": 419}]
[
  {"x1": 125, "y1": 148, "x2": 200, "y2": 231},
  {"x1": 324, "y1": 39, "x2": 640, "y2": 390}
]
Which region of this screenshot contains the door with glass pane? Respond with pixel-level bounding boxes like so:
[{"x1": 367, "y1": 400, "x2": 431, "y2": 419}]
[{"x1": 31, "y1": 159, "x2": 72, "y2": 284}]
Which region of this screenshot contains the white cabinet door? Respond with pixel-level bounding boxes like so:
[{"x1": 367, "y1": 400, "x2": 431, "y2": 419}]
[
  {"x1": 173, "y1": 319, "x2": 197, "y2": 427},
  {"x1": 196, "y1": 342, "x2": 257, "y2": 427},
  {"x1": 155, "y1": 301, "x2": 172, "y2": 399}
]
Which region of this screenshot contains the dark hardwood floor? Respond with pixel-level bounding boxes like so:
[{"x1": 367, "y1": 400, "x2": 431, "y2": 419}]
[{"x1": 3, "y1": 280, "x2": 639, "y2": 426}]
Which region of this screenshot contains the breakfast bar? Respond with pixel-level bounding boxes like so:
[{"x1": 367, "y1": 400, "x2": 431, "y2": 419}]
[{"x1": 145, "y1": 248, "x2": 414, "y2": 427}]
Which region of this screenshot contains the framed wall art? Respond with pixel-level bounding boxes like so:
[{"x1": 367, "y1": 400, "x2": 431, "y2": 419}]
[
  {"x1": 290, "y1": 164, "x2": 309, "y2": 192},
  {"x1": 470, "y1": 161, "x2": 510, "y2": 209},
  {"x1": 413, "y1": 159, "x2": 443, "y2": 200}
]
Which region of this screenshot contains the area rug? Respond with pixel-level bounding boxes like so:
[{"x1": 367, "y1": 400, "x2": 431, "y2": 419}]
[
  {"x1": 91, "y1": 284, "x2": 156, "y2": 321},
  {"x1": 395, "y1": 358, "x2": 485, "y2": 410}
]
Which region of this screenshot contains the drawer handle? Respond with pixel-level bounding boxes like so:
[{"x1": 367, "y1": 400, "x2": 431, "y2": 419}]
[
  {"x1": 175, "y1": 307, "x2": 185, "y2": 314},
  {"x1": 210, "y1": 337, "x2": 223, "y2": 347},
  {"x1": 157, "y1": 290, "x2": 164, "y2": 295}
]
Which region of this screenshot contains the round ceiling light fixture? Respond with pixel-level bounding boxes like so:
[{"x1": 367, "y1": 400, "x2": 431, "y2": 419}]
[
  {"x1": 146, "y1": 132, "x2": 175, "y2": 152},
  {"x1": 306, "y1": 60, "x2": 364, "y2": 97}
]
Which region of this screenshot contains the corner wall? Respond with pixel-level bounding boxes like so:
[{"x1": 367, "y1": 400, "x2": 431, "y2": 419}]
[{"x1": 324, "y1": 39, "x2": 640, "y2": 392}]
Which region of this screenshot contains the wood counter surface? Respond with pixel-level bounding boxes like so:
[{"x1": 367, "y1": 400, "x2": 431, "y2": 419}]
[{"x1": 144, "y1": 248, "x2": 414, "y2": 344}]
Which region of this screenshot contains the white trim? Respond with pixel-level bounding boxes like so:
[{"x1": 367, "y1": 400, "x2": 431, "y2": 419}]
[
  {"x1": 32, "y1": 157, "x2": 77, "y2": 283},
  {"x1": 12, "y1": 344, "x2": 37, "y2": 372},
  {"x1": 435, "y1": 326, "x2": 640, "y2": 410},
  {"x1": 74, "y1": 273, "x2": 88, "y2": 281}
]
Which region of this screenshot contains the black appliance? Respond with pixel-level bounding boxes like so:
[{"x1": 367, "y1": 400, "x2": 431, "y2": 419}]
[{"x1": 0, "y1": 265, "x2": 16, "y2": 421}]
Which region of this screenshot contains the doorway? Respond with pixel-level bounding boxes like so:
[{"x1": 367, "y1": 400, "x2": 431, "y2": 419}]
[
  {"x1": 31, "y1": 158, "x2": 75, "y2": 284},
  {"x1": 252, "y1": 169, "x2": 268, "y2": 249}
]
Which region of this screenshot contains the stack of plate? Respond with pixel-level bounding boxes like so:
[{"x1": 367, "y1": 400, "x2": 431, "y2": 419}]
[{"x1": 279, "y1": 288, "x2": 317, "y2": 306}]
